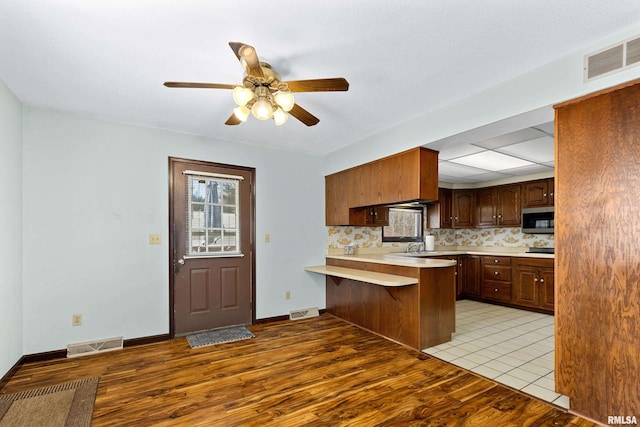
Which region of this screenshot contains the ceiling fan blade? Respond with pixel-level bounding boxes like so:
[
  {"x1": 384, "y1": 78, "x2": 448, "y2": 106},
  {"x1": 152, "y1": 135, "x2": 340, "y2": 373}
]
[
  {"x1": 228, "y1": 42, "x2": 264, "y2": 78},
  {"x1": 284, "y1": 78, "x2": 349, "y2": 92},
  {"x1": 289, "y1": 103, "x2": 320, "y2": 126},
  {"x1": 164, "y1": 82, "x2": 235, "y2": 89},
  {"x1": 225, "y1": 113, "x2": 242, "y2": 126}
]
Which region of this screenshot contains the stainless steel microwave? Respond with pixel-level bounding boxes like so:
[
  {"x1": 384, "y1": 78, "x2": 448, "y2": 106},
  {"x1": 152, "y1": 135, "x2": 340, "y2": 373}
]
[{"x1": 521, "y1": 207, "x2": 554, "y2": 234}]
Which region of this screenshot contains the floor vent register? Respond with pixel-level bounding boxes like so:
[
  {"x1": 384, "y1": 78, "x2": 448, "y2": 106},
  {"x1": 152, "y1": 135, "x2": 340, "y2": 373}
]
[
  {"x1": 289, "y1": 307, "x2": 320, "y2": 320},
  {"x1": 67, "y1": 336, "x2": 124, "y2": 358}
]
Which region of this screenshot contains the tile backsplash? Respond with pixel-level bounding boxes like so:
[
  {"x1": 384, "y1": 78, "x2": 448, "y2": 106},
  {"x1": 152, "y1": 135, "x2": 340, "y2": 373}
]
[{"x1": 327, "y1": 226, "x2": 554, "y2": 250}]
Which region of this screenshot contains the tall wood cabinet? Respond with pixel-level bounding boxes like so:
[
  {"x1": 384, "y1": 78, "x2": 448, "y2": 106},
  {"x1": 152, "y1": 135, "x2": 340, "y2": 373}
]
[{"x1": 555, "y1": 78, "x2": 640, "y2": 423}]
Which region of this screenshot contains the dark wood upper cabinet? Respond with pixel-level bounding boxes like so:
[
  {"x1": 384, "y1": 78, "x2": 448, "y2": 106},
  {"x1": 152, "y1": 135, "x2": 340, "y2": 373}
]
[
  {"x1": 476, "y1": 184, "x2": 521, "y2": 227},
  {"x1": 475, "y1": 188, "x2": 498, "y2": 227},
  {"x1": 349, "y1": 205, "x2": 389, "y2": 226},
  {"x1": 439, "y1": 188, "x2": 453, "y2": 228},
  {"x1": 325, "y1": 171, "x2": 350, "y2": 226},
  {"x1": 452, "y1": 190, "x2": 475, "y2": 228},
  {"x1": 496, "y1": 184, "x2": 521, "y2": 226},
  {"x1": 522, "y1": 178, "x2": 554, "y2": 208},
  {"x1": 325, "y1": 147, "x2": 438, "y2": 226},
  {"x1": 426, "y1": 187, "x2": 453, "y2": 228}
]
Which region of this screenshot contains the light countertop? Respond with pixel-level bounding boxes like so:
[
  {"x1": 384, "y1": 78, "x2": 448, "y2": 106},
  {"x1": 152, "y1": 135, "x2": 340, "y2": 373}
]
[
  {"x1": 326, "y1": 253, "x2": 457, "y2": 268},
  {"x1": 388, "y1": 250, "x2": 554, "y2": 260},
  {"x1": 327, "y1": 247, "x2": 554, "y2": 261}
]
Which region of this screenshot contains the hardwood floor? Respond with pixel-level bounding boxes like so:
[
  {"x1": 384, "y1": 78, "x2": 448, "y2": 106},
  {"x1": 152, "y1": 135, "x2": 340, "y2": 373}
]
[{"x1": 2, "y1": 315, "x2": 595, "y2": 426}]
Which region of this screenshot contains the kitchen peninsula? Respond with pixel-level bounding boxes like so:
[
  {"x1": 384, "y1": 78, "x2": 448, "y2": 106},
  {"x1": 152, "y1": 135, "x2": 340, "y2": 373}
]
[{"x1": 306, "y1": 253, "x2": 456, "y2": 350}]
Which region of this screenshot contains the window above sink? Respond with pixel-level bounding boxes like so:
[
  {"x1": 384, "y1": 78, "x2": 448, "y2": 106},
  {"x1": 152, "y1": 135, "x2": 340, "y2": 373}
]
[{"x1": 382, "y1": 207, "x2": 423, "y2": 243}]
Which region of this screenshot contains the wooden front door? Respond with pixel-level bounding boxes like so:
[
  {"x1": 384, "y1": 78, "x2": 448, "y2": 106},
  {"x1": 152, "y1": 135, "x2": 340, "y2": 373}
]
[{"x1": 169, "y1": 157, "x2": 255, "y2": 336}]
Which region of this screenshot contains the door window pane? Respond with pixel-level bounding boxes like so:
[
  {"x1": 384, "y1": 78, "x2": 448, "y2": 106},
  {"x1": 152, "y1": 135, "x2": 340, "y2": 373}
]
[{"x1": 187, "y1": 176, "x2": 241, "y2": 256}]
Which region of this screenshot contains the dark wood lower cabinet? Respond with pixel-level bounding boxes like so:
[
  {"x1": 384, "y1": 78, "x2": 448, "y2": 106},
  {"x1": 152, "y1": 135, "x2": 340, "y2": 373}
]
[
  {"x1": 460, "y1": 255, "x2": 554, "y2": 314},
  {"x1": 481, "y1": 256, "x2": 512, "y2": 303},
  {"x1": 433, "y1": 256, "x2": 463, "y2": 298},
  {"x1": 512, "y1": 258, "x2": 554, "y2": 313},
  {"x1": 462, "y1": 255, "x2": 481, "y2": 298}
]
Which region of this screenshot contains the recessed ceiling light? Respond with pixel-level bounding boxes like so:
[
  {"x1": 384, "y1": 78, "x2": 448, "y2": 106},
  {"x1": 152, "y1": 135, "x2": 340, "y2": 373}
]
[{"x1": 449, "y1": 151, "x2": 535, "y2": 171}]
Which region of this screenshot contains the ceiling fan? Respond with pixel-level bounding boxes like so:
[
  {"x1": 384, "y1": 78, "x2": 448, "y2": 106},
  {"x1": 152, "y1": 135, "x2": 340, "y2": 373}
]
[{"x1": 164, "y1": 42, "x2": 349, "y2": 126}]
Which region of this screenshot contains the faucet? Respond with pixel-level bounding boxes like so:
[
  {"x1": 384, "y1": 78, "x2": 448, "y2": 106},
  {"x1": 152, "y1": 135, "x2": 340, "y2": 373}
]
[{"x1": 406, "y1": 242, "x2": 424, "y2": 253}]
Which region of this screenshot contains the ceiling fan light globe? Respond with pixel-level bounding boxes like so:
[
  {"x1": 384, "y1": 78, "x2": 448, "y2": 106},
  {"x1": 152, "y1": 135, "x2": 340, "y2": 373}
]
[
  {"x1": 273, "y1": 107, "x2": 288, "y2": 126},
  {"x1": 251, "y1": 98, "x2": 274, "y2": 120},
  {"x1": 233, "y1": 106, "x2": 250, "y2": 122},
  {"x1": 274, "y1": 92, "x2": 295, "y2": 112},
  {"x1": 232, "y1": 86, "x2": 255, "y2": 106}
]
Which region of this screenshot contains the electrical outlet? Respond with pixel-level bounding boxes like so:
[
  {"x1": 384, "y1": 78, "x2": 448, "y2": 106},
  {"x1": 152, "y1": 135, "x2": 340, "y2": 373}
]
[
  {"x1": 285, "y1": 291, "x2": 291, "y2": 300},
  {"x1": 72, "y1": 313, "x2": 82, "y2": 326},
  {"x1": 149, "y1": 234, "x2": 162, "y2": 245},
  {"x1": 264, "y1": 233, "x2": 271, "y2": 243}
]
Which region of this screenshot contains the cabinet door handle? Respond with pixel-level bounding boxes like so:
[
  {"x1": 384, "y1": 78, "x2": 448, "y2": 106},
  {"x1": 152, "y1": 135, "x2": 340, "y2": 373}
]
[
  {"x1": 543, "y1": 193, "x2": 547, "y2": 197},
  {"x1": 494, "y1": 259, "x2": 499, "y2": 263},
  {"x1": 540, "y1": 278, "x2": 545, "y2": 283},
  {"x1": 534, "y1": 277, "x2": 538, "y2": 282},
  {"x1": 494, "y1": 288, "x2": 499, "y2": 292},
  {"x1": 494, "y1": 271, "x2": 499, "y2": 276}
]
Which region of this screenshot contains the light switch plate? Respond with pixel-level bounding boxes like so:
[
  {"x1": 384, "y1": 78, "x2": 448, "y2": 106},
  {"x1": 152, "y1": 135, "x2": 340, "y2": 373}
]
[{"x1": 149, "y1": 234, "x2": 162, "y2": 245}]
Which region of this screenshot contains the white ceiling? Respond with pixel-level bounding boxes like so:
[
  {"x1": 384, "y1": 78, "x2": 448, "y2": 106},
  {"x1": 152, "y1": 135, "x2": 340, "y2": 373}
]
[{"x1": 1, "y1": 1, "x2": 640, "y2": 178}]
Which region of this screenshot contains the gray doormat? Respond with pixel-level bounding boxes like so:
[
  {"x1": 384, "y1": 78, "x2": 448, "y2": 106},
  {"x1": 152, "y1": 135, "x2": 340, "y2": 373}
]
[{"x1": 186, "y1": 326, "x2": 255, "y2": 349}]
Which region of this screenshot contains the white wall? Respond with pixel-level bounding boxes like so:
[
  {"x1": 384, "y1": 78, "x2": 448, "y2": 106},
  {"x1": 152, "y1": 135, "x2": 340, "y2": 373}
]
[
  {"x1": 21, "y1": 108, "x2": 326, "y2": 354},
  {"x1": 325, "y1": 24, "x2": 640, "y2": 173},
  {"x1": 0, "y1": 79, "x2": 23, "y2": 376}
]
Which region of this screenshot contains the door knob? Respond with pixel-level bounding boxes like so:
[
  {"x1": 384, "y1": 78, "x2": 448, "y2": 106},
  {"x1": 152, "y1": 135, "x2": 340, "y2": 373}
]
[{"x1": 178, "y1": 259, "x2": 185, "y2": 265}]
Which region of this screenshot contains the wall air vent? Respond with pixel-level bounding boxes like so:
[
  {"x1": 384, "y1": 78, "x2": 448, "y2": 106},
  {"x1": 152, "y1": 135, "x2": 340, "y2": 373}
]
[
  {"x1": 67, "y1": 336, "x2": 123, "y2": 358},
  {"x1": 289, "y1": 307, "x2": 319, "y2": 320},
  {"x1": 585, "y1": 35, "x2": 640, "y2": 81}
]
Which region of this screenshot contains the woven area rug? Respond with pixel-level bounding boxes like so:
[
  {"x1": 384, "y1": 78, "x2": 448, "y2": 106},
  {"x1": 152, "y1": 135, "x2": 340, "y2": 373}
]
[
  {"x1": 187, "y1": 325, "x2": 255, "y2": 349},
  {"x1": 0, "y1": 377, "x2": 99, "y2": 427}
]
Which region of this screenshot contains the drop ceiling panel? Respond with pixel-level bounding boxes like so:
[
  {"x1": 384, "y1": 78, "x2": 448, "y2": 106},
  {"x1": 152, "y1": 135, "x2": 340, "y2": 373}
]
[
  {"x1": 449, "y1": 151, "x2": 535, "y2": 171},
  {"x1": 439, "y1": 174, "x2": 482, "y2": 184},
  {"x1": 498, "y1": 163, "x2": 554, "y2": 175},
  {"x1": 472, "y1": 127, "x2": 549, "y2": 149},
  {"x1": 464, "y1": 171, "x2": 514, "y2": 181},
  {"x1": 495, "y1": 136, "x2": 555, "y2": 163},
  {"x1": 437, "y1": 144, "x2": 486, "y2": 161},
  {"x1": 438, "y1": 161, "x2": 491, "y2": 177}
]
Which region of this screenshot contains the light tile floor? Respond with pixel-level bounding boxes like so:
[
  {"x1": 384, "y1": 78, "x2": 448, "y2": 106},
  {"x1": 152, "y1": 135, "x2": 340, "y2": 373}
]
[{"x1": 423, "y1": 299, "x2": 570, "y2": 409}]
